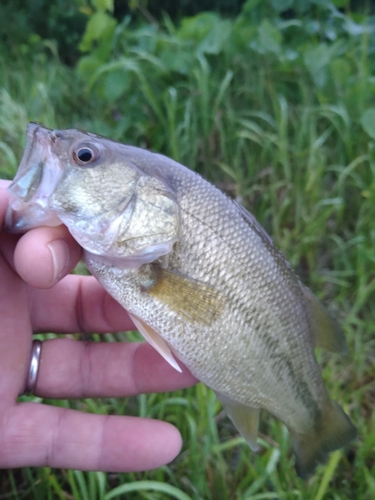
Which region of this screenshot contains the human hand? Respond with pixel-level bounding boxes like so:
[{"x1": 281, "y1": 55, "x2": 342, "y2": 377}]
[{"x1": 0, "y1": 179, "x2": 197, "y2": 471}]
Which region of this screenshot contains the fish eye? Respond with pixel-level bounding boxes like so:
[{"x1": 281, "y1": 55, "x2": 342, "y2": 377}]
[
  {"x1": 73, "y1": 144, "x2": 100, "y2": 166},
  {"x1": 77, "y1": 148, "x2": 92, "y2": 162}
]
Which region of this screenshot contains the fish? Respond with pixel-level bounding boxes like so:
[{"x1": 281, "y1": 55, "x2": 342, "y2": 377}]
[{"x1": 5, "y1": 123, "x2": 356, "y2": 478}]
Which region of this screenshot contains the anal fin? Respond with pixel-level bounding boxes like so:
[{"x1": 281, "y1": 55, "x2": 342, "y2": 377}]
[
  {"x1": 216, "y1": 392, "x2": 260, "y2": 451},
  {"x1": 129, "y1": 313, "x2": 182, "y2": 373}
]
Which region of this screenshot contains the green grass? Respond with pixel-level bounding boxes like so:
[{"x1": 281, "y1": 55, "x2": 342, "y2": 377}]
[{"x1": 1, "y1": 1, "x2": 375, "y2": 498}]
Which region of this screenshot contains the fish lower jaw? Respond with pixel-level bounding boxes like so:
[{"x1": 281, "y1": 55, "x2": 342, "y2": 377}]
[{"x1": 5, "y1": 202, "x2": 62, "y2": 233}]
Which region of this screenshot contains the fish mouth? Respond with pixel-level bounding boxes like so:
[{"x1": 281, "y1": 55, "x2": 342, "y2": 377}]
[
  {"x1": 5, "y1": 199, "x2": 62, "y2": 233},
  {"x1": 5, "y1": 123, "x2": 63, "y2": 233}
]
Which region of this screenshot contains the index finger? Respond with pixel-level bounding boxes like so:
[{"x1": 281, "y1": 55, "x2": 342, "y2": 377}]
[{"x1": 30, "y1": 274, "x2": 135, "y2": 333}]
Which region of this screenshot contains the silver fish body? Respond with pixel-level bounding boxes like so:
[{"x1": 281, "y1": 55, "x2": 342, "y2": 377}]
[{"x1": 5, "y1": 123, "x2": 356, "y2": 477}]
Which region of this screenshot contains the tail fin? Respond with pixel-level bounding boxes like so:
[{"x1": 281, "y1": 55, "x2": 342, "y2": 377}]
[{"x1": 290, "y1": 400, "x2": 356, "y2": 478}]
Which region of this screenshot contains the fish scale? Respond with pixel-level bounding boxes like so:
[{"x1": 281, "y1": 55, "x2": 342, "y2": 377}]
[{"x1": 5, "y1": 123, "x2": 356, "y2": 478}]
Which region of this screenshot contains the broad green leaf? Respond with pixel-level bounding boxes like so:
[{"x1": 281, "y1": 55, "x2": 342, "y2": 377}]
[
  {"x1": 79, "y1": 12, "x2": 116, "y2": 52},
  {"x1": 303, "y1": 42, "x2": 343, "y2": 87},
  {"x1": 85, "y1": 57, "x2": 140, "y2": 91},
  {"x1": 330, "y1": 57, "x2": 351, "y2": 88},
  {"x1": 92, "y1": 0, "x2": 114, "y2": 12},
  {"x1": 241, "y1": 0, "x2": 263, "y2": 12},
  {"x1": 332, "y1": 0, "x2": 349, "y2": 6},
  {"x1": 76, "y1": 55, "x2": 102, "y2": 81},
  {"x1": 103, "y1": 70, "x2": 132, "y2": 102},
  {"x1": 271, "y1": 0, "x2": 294, "y2": 12},
  {"x1": 257, "y1": 20, "x2": 282, "y2": 55},
  {"x1": 361, "y1": 109, "x2": 375, "y2": 140},
  {"x1": 177, "y1": 12, "x2": 221, "y2": 42},
  {"x1": 159, "y1": 47, "x2": 193, "y2": 74},
  {"x1": 292, "y1": 0, "x2": 318, "y2": 13},
  {"x1": 198, "y1": 18, "x2": 232, "y2": 55}
]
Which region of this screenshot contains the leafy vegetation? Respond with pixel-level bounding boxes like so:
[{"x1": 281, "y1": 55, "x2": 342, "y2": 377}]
[{"x1": 1, "y1": 0, "x2": 375, "y2": 498}]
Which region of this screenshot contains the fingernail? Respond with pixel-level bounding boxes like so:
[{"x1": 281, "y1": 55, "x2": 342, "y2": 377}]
[{"x1": 47, "y1": 239, "x2": 70, "y2": 284}]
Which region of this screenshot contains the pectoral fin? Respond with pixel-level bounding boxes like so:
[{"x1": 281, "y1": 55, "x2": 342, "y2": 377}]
[
  {"x1": 129, "y1": 313, "x2": 182, "y2": 373},
  {"x1": 303, "y1": 286, "x2": 347, "y2": 354},
  {"x1": 216, "y1": 392, "x2": 260, "y2": 451},
  {"x1": 147, "y1": 265, "x2": 223, "y2": 325}
]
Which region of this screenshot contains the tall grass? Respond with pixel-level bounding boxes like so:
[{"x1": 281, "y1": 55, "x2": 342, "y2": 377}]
[{"x1": 1, "y1": 0, "x2": 375, "y2": 498}]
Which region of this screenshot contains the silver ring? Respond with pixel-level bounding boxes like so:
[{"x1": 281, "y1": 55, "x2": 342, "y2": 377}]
[{"x1": 24, "y1": 340, "x2": 42, "y2": 395}]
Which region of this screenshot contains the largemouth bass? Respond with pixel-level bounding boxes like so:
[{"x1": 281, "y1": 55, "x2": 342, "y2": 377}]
[{"x1": 5, "y1": 123, "x2": 356, "y2": 477}]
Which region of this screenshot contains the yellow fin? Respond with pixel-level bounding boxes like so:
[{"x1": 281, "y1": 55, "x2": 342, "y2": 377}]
[
  {"x1": 303, "y1": 286, "x2": 347, "y2": 354},
  {"x1": 216, "y1": 392, "x2": 260, "y2": 451},
  {"x1": 147, "y1": 266, "x2": 223, "y2": 325},
  {"x1": 290, "y1": 399, "x2": 357, "y2": 478},
  {"x1": 129, "y1": 313, "x2": 182, "y2": 373}
]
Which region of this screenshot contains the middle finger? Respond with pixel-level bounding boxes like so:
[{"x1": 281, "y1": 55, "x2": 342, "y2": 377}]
[
  {"x1": 30, "y1": 274, "x2": 135, "y2": 333},
  {"x1": 34, "y1": 339, "x2": 197, "y2": 398}
]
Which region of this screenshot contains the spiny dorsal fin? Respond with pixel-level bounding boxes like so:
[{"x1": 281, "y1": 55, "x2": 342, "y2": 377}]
[
  {"x1": 147, "y1": 265, "x2": 224, "y2": 326},
  {"x1": 302, "y1": 286, "x2": 347, "y2": 354},
  {"x1": 216, "y1": 392, "x2": 260, "y2": 451},
  {"x1": 129, "y1": 313, "x2": 182, "y2": 372}
]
